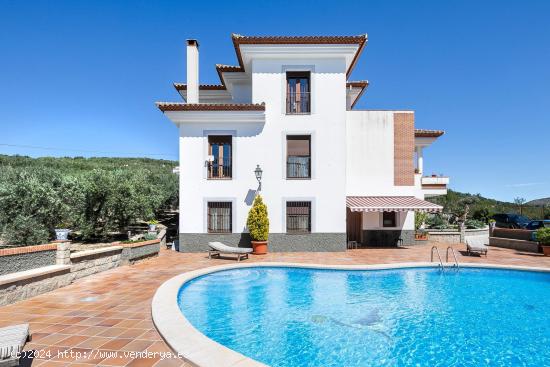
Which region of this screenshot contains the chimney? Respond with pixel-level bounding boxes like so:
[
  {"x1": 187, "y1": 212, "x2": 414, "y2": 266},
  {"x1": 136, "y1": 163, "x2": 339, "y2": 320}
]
[{"x1": 186, "y1": 39, "x2": 199, "y2": 104}]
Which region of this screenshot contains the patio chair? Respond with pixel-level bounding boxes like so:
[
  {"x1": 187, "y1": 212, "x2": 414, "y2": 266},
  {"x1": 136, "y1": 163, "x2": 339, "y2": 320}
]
[
  {"x1": 208, "y1": 242, "x2": 253, "y2": 261},
  {"x1": 465, "y1": 236, "x2": 488, "y2": 256},
  {"x1": 0, "y1": 324, "x2": 31, "y2": 367}
]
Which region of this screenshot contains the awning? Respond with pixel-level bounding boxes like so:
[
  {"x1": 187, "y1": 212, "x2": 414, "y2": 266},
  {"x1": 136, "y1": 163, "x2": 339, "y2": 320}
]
[{"x1": 346, "y1": 196, "x2": 443, "y2": 213}]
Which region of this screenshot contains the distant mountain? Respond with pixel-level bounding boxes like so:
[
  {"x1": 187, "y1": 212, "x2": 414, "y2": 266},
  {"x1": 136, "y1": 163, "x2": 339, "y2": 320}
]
[{"x1": 526, "y1": 197, "x2": 550, "y2": 206}]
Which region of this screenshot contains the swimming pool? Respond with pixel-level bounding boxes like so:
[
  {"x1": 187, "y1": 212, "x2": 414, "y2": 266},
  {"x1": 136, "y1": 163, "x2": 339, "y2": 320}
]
[{"x1": 177, "y1": 266, "x2": 550, "y2": 367}]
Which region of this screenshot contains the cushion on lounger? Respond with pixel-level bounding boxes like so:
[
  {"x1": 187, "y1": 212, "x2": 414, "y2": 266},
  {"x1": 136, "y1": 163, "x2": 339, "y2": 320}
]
[
  {"x1": 0, "y1": 323, "x2": 29, "y2": 360},
  {"x1": 208, "y1": 242, "x2": 253, "y2": 254}
]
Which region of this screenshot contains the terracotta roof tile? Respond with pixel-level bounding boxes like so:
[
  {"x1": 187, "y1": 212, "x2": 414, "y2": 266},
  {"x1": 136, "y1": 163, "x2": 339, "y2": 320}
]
[
  {"x1": 347, "y1": 80, "x2": 369, "y2": 108},
  {"x1": 156, "y1": 102, "x2": 265, "y2": 112},
  {"x1": 231, "y1": 33, "x2": 368, "y2": 79},
  {"x1": 415, "y1": 129, "x2": 445, "y2": 137},
  {"x1": 173, "y1": 83, "x2": 226, "y2": 91}
]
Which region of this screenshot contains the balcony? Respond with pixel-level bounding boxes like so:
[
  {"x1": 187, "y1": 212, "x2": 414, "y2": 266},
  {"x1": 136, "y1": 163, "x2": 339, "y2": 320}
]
[
  {"x1": 421, "y1": 175, "x2": 449, "y2": 197},
  {"x1": 286, "y1": 92, "x2": 311, "y2": 114},
  {"x1": 287, "y1": 156, "x2": 311, "y2": 179},
  {"x1": 207, "y1": 157, "x2": 232, "y2": 179}
]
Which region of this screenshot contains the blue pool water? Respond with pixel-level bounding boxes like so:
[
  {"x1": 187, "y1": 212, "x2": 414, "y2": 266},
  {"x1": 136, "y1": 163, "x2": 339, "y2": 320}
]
[{"x1": 178, "y1": 267, "x2": 550, "y2": 367}]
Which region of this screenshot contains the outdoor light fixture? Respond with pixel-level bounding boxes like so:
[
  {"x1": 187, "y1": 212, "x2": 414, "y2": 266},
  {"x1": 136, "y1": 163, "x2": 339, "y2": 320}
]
[{"x1": 254, "y1": 164, "x2": 263, "y2": 191}]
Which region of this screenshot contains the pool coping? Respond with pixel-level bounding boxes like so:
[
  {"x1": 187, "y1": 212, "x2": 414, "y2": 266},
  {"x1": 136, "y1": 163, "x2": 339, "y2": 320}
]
[{"x1": 151, "y1": 261, "x2": 550, "y2": 367}]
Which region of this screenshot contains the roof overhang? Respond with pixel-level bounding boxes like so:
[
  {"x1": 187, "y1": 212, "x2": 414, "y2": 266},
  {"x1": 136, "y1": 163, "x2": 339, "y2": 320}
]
[
  {"x1": 347, "y1": 80, "x2": 369, "y2": 108},
  {"x1": 156, "y1": 103, "x2": 265, "y2": 125},
  {"x1": 346, "y1": 196, "x2": 443, "y2": 213},
  {"x1": 232, "y1": 34, "x2": 367, "y2": 78},
  {"x1": 415, "y1": 129, "x2": 445, "y2": 147}
]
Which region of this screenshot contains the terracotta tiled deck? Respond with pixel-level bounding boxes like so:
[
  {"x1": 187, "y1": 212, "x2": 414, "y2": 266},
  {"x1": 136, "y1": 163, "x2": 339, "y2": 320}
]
[{"x1": 2, "y1": 244, "x2": 549, "y2": 366}]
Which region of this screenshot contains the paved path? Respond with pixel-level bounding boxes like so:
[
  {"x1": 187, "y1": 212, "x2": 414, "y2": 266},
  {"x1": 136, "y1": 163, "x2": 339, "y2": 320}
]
[{"x1": 2, "y1": 244, "x2": 549, "y2": 366}]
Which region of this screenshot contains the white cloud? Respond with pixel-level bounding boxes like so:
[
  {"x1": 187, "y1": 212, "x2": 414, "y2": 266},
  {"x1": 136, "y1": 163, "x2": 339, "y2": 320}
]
[{"x1": 506, "y1": 182, "x2": 545, "y2": 188}]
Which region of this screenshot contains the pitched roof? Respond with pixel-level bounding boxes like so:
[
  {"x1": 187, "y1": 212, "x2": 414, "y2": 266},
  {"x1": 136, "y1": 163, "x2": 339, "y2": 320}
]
[
  {"x1": 415, "y1": 129, "x2": 445, "y2": 138},
  {"x1": 231, "y1": 34, "x2": 368, "y2": 78},
  {"x1": 173, "y1": 83, "x2": 226, "y2": 91},
  {"x1": 156, "y1": 102, "x2": 265, "y2": 112},
  {"x1": 347, "y1": 80, "x2": 369, "y2": 108}
]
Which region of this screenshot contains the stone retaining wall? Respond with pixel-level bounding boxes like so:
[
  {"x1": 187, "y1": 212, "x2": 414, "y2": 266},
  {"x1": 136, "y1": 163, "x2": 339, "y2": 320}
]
[
  {"x1": 489, "y1": 237, "x2": 540, "y2": 253},
  {"x1": 0, "y1": 244, "x2": 57, "y2": 276},
  {"x1": 427, "y1": 228, "x2": 489, "y2": 245},
  {"x1": 0, "y1": 232, "x2": 164, "y2": 306}
]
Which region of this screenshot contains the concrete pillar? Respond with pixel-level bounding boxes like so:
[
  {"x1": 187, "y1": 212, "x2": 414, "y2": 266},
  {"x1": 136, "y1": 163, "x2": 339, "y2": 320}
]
[
  {"x1": 186, "y1": 39, "x2": 199, "y2": 103},
  {"x1": 55, "y1": 241, "x2": 71, "y2": 265}
]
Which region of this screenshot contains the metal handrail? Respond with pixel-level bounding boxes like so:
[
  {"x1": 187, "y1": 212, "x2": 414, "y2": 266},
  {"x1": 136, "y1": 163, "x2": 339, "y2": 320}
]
[
  {"x1": 446, "y1": 246, "x2": 460, "y2": 268},
  {"x1": 430, "y1": 246, "x2": 444, "y2": 269}
]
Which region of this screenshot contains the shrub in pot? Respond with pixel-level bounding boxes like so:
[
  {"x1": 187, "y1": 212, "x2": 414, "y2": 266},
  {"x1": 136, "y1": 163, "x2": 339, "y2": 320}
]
[
  {"x1": 246, "y1": 195, "x2": 269, "y2": 255},
  {"x1": 55, "y1": 221, "x2": 71, "y2": 241},
  {"x1": 536, "y1": 227, "x2": 550, "y2": 256},
  {"x1": 147, "y1": 219, "x2": 159, "y2": 231}
]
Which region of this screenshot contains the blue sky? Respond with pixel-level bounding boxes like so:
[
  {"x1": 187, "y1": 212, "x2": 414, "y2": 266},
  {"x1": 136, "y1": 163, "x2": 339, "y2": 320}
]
[{"x1": 0, "y1": 0, "x2": 548, "y2": 202}]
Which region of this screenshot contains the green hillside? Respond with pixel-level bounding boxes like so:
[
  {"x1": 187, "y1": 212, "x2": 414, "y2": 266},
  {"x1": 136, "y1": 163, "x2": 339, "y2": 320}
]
[{"x1": 427, "y1": 189, "x2": 549, "y2": 222}]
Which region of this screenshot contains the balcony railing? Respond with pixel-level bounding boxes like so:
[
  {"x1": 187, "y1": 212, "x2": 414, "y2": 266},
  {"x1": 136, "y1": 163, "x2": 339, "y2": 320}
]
[
  {"x1": 287, "y1": 156, "x2": 310, "y2": 179},
  {"x1": 286, "y1": 92, "x2": 311, "y2": 114},
  {"x1": 207, "y1": 157, "x2": 232, "y2": 179}
]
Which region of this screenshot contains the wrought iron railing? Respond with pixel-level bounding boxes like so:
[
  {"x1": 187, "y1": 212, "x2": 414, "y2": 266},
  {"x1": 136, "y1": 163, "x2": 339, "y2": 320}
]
[
  {"x1": 207, "y1": 157, "x2": 232, "y2": 179},
  {"x1": 286, "y1": 156, "x2": 311, "y2": 179},
  {"x1": 286, "y1": 92, "x2": 311, "y2": 114}
]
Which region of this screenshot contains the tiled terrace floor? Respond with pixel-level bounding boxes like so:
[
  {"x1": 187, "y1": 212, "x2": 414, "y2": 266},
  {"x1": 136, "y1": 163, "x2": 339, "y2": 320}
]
[{"x1": 2, "y1": 244, "x2": 549, "y2": 366}]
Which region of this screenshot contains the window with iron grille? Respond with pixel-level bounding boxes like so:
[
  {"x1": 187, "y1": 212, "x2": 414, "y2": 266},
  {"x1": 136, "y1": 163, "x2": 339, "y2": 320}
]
[
  {"x1": 286, "y1": 135, "x2": 311, "y2": 179},
  {"x1": 207, "y1": 202, "x2": 232, "y2": 233},
  {"x1": 208, "y1": 136, "x2": 232, "y2": 179},
  {"x1": 286, "y1": 72, "x2": 310, "y2": 114},
  {"x1": 286, "y1": 201, "x2": 311, "y2": 233}
]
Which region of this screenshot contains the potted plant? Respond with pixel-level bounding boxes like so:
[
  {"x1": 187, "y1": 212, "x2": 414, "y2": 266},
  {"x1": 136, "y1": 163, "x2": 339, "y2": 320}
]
[
  {"x1": 536, "y1": 227, "x2": 550, "y2": 256},
  {"x1": 147, "y1": 219, "x2": 159, "y2": 231},
  {"x1": 54, "y1": 221, "x2": 71, "y2": 241},
  {"x1": 246, "y1": 195, "x2": 269, "y2": 255}
]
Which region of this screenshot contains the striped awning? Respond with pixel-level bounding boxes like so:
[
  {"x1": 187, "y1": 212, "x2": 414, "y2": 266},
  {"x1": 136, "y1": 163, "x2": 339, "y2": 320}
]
[{"x1": 346, "y1": 196, "x2": 443, "y2": 213}]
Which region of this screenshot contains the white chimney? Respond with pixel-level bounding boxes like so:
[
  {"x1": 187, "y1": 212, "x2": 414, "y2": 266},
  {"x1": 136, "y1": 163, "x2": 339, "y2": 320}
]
[{"x1": 186, "y1": 39, "x2": 199, "y2": 104}]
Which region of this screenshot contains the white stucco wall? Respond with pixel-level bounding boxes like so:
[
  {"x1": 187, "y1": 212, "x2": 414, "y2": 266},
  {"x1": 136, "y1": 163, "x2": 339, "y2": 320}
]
[
  {"x1": 179, "y1": 57, "x2": 348, "y2": 234},
  {"x1": 346, "y1": 110, "x2": 417, "y2": 197}
]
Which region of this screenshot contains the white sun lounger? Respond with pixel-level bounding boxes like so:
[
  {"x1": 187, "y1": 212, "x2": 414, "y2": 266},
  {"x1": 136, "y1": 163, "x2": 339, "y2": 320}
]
[
  {"x1": 208, "y1": 242, "x2": 253, "y2": 261},
  {"x1": 465, "y1": 236, "x2": 488, "y2": 256},
  {"x1": 0, "y1": 324, "x2": 31, "y2": 367}
]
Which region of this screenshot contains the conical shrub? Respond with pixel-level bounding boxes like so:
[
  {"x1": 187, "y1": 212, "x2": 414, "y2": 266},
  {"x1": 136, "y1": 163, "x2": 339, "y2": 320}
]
[{"x1": 246, "y1": 195, "x2": 269, "y2": 241}]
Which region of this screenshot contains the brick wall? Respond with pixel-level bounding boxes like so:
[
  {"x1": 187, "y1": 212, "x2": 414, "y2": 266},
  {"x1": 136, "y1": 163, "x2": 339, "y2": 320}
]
[{"x1": 393, "y1": 112, "x2": 415, "y2": 186}]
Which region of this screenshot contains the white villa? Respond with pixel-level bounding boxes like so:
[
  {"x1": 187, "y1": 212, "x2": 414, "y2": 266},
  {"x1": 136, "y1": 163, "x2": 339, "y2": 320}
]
[{"x1": 157, "y1": 34, "x2": 448, "y2": 252}]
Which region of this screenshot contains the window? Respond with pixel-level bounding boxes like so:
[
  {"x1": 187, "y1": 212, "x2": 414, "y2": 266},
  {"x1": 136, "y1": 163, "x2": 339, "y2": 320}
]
[
  {"x1": 207, "y1": 202, "x2": 232, "y2": 233},
  {"x1": 286, "y1": 201, "x2": 311, "y2": 233},
  {"x1": 286, "y1": 135, "x2": 311, "y2": 179},
  {"x1": 383, "y1": 212, "x2": 397, "y2": 227},
  {"x1": 286, "y1": 72, "x2": 310, "y2": 114},
  {"x1": 208, "y1": 136, "x2": 232, "y2": 179}
]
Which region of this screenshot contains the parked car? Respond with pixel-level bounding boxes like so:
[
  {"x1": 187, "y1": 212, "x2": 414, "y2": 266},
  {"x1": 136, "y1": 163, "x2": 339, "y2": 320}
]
[
  {"x1": 525, "y1": 220, "x2": 550, "y2": 230},
  {"x1": 491, "y1": 214, "x2": 530, "y2": 229}
]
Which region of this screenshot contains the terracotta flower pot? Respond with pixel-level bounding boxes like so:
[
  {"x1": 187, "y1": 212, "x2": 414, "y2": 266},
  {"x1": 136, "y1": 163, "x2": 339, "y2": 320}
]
[
  {"x1": 252, "y1": 241, "x2": 268, "y2": 255},
  {"x1": 542, "y1": 245, "x2": 550, "y2": 257}
]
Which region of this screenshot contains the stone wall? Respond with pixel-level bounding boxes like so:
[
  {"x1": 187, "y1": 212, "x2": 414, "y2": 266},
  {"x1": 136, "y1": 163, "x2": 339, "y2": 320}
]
[
  {"x1": 0, "y1": 236, "x2": 162, "y2": 306},
  {"x1": 178, "y1": 232, "x2": 346, "y2": 252},
  {"x1": 0, "y1": 244, "x2": 57, "y2": 276},
  {"x1": 427, "y1": 228, "x2": 489, "y2": 245},
  {"x1": 489, "y1": 237, "x2": 540, "y2": 253}
]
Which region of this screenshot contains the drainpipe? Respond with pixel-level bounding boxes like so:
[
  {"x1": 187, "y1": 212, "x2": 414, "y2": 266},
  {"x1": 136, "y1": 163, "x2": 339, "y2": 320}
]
[{"x1": 186, "y1": 39, "x2": 199, "y2": 104}]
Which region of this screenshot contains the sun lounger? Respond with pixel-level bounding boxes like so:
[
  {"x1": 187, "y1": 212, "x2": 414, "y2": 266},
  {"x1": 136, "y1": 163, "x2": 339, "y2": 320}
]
[
  {"x1": 208, "y1": 242, "x2": 253, "y2": 261},
  {"x1": 465, "y1": 236, "x2": 488, "y2": 256},
  {"x1": 0, "y1": 324, "x2": 31, "y2": 367}
]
